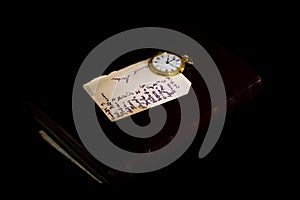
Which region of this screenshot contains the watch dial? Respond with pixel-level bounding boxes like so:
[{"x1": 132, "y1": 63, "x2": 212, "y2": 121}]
[{"x1": 152, "y1": 53, "x2": 182, "y2": 73}]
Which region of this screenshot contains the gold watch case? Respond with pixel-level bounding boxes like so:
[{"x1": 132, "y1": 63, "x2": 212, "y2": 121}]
[{"x1": 149, "y1": 52, "x2": 192, "y2": 76}]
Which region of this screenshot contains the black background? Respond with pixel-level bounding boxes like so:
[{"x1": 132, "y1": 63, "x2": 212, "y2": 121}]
[{"x1": 5, "y1": 3, "x2": 297, "y2": 197}]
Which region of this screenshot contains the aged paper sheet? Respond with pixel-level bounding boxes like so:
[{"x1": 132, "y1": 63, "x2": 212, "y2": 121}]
[{"x1": 83, "y1": 59, "x2": 191, "y2": 122}]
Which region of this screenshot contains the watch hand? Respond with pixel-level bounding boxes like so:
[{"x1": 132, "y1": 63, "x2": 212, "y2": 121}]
[
  {"x1": 166, "y1": 57, "x2": 175, "y2": 64},
  {"x1": 168, "y1": 63, "x2": 178, "y2": 68}
]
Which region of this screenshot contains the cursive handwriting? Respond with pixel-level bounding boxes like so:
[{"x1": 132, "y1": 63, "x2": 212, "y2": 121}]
[
  {"x1": 99, "y1": 77, "x2": 180, "y2": 121},
  {"x1": 111, "y1": 64, "x2": 149, "y2": 84},
  {"x1": 111, "y1": 74, "x2": 130, "y2": 83},
  {"x1": 132, "y1": 65, "x2": 149, "y2": 75}
]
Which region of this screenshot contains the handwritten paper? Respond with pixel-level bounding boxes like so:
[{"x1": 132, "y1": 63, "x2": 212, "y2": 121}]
[{"x1": 83, "y1": 58, "x2": 191, "y2": 122}]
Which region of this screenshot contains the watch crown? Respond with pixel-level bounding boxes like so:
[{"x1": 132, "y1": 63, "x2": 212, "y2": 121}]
[{"x1": 183, "y1": 55, "x2": 193, "y2": 65}]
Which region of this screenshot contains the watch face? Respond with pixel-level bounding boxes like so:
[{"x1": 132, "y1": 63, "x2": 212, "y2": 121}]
[{"x1": 149, "y1": 52, "x2": 184, "y2": 76}]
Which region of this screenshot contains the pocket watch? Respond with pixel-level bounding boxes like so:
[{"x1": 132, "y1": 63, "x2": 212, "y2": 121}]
[{"x1": 148, "y1": 51, "x2": 193, "y2": 76}]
